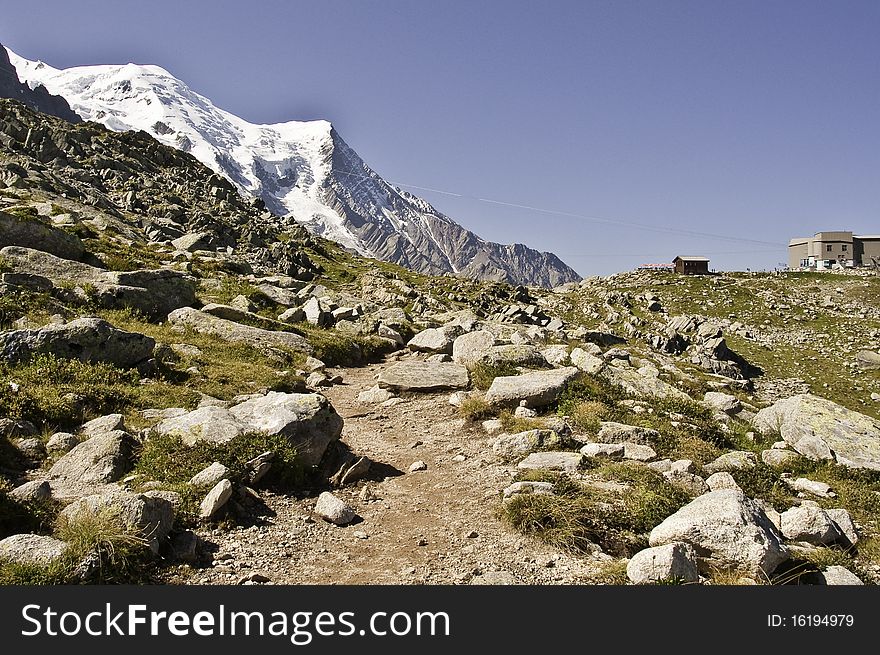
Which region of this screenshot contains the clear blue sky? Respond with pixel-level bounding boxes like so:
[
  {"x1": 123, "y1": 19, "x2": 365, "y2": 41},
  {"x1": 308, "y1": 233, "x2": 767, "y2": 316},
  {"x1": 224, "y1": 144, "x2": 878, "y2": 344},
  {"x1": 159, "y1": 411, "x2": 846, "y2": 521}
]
[{"x1": 3, "y1": 0, "x2": 878, "y2": 276}]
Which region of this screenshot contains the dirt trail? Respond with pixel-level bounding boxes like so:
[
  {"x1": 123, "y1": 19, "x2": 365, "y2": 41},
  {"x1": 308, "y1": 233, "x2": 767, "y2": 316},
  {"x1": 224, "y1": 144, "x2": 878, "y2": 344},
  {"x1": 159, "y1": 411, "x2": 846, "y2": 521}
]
[{"x1": 179, "y1": 355, "x2": 603, "y2": 585}]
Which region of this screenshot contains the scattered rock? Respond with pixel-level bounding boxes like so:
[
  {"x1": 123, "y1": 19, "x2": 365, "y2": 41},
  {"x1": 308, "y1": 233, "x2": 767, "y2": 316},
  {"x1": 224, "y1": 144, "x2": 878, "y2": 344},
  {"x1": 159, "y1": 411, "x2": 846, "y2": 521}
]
[
  {"x1": 357, "y1": 385, "x2": 395, "y2": 404},
  {"x1": 61, "y1": 490, "x2": 175, "y2": 550},
  {"x1": 663, "y1": 470, "x2": 708, "y2": 495},
  {"x1": 825, "y1": 509, "x2": 858, "y2": 546},
  {"x1": 80, "y1": 413, "x2": 125, "y2": 438},
  {"x1": 789, "y1": 478, "x2": 834, "y2": 498},
  {"x1": 579, "y1": 443, "x2": 625, "y2": 459},
  {"x1": 48, "y1": 430, "x2": 137, "y2": 484},
  {"x1": 623, "y1": 443, "x2": 657, "y2": 462},
  {"x1": 9, "y1": 480, "x2": 51, "y2": 502},
  {"x1": 167, "y1": 307, "x2": 312, "y2": 354},
  {"x1": 409, "y1": 460, "x2": 428, "y2": 472},
  {"x1": 705, "y1": 472, "x2": 742, "y2": 492},
  {"x1": 703, "y1": 392, "x2": 742, "y2": 415},
  {"x1": 493, "y1": 429, "x2": 563, "y2": 460},
  {"x1": 189, "y1": 462, "x2": 230, "y2": 488},
  {"x1": 702, "y1": 451, "x2": 757, "y2": 475},
  {"x1": 761, "y1": 449, "x2": 801, "y2": 468},
  {"x1": 485, "y1": 367, "x2": 580, "y2": 408},
  {"x1": 501, "y1": 481, "x2": 555, "y2": 500},
  {"x1": 814, "y1": 566, "x2": 863, "y2": 585},
  {"x1": 0, "y1": 534, "x2": 68, "y2": 565},
  {"x1": 451, "y1": 330, "x2": 497, "y2": 367},
  {"x1": 199, "y1": 479, "x2": 233, "y2": 520},
  {"x1": 315, "y1": 491, "x2": 356, "y2": 525},
  {"x1": 516, "y1": 451, "x2": 585, "y2": 474},
  {"x1": 407, "y1": 325, "x2": 463, "y2": 354},
  {"x1": 779, "y1": 505, "x2": 840, "y2": 545}
]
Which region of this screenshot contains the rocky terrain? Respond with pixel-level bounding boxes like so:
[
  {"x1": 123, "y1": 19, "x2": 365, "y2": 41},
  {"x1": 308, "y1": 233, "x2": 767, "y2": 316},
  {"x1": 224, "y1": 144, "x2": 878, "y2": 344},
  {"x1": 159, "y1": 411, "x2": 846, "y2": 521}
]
[{"x1": 1, "y1": 97, "x2": 880, "y2": 586}]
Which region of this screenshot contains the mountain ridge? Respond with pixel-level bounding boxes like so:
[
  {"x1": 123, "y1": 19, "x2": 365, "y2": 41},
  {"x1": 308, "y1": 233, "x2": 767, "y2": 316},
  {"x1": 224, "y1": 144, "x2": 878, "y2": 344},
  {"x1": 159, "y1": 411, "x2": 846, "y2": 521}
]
[{"x1": 6, "y1": 47, "x2": 581, "y2": 288}]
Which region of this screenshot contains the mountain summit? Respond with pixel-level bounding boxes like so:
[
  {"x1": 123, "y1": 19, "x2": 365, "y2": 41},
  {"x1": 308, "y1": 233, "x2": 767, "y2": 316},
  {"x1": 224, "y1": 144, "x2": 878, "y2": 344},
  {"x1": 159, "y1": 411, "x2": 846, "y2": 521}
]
[
  {"x1": 0, "y1": 43, "x2": 80, "y2": 123},
  {"x1": 6, "y1": 47, "x2": 580, "y2": 287}
]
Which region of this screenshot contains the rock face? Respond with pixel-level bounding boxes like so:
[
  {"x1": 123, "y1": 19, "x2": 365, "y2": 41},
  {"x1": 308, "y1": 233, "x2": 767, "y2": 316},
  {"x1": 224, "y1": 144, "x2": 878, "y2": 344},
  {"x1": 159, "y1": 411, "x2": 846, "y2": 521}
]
[
  {"x1": 649, "y1": 489, "x2": 789, "y2": 576},
  {"x1": 0, "y1": 210, "x2": 85, "y2": 261},
  {"x1": 167, "y1": 307, "x2": 312, "y2": 354},
  {"x1": 0, "y1": 534, "x2": 68, "y2": 565},
  {"x1": 156, "y1": 392, "x2": 343, "y2": 467},
  {"x1": 377, "y1": 361, "x2": 470, "y2": 391},
  {"x1": 753, "y1": 394, "x2": 880, "y2": 470},
  {"x1": 48, "y1": 430, "x2": 137, "y2": 484},
  {"x1": 0, "y1": 317, "x2": 155, "y2": 368},
  {"x1": 485, "y1": 367, "x2": 580, "y2": 408},
  {"x1": 626, "y1": 543, "x2": 700, "y2": 584}
]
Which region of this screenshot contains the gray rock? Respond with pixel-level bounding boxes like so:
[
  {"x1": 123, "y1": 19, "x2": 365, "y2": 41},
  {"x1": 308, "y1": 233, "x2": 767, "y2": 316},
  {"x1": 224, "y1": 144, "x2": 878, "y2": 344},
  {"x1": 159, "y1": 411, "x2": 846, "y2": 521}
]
[
  {"x1": 570, "y1": 347, "x2": 604, "y2": 374},
  {"x1": 188, "y1": 462, "x2": 230, "y2": 488},
  {"x1": 171, "y1": 530, "x2": 201, "y2": 564},
  {"x1": 541, "y1": 345, "x2": 570, "y2": 366},
  {"x1": 516, "y1": 451, "x2": 585, "y2": 474},
  {"x1": 626, "y1": 543, "x2": 700, "y2": 584},
  {"x1": 702, "y1": 451, "x2": 757, "y2": 475},
  {"x1": 779, "y1": 505, "x2": 840, "y2": 545},
  {"x1": 451, "y1": 330, "x2": 496, "y2": 367},
  {"x1": 257, "y1": 283, "x2": 300, "y2": 307},
  {"x1": 407, "y1": 325, "x2": 463, "y2": 354},
  {"x1": 856, "y1": 350, "x2": 880, "y2": 370},
  {"x1": 703, "y1": 392, "x2": 742, "y2": 415},
  {"x1": 0, "y1": 534, "x2": 68, "y2": 565},
  {"x1": 167, "y1": 307, "x2": 312, "y2": 354},
  {"x1": 61, "y1": 490, "x2": 175, "y2": 549},
  {"x1": 753, "y1": 394, "x2": 880, "y2": 470},
  {"x1": 623, "y1": 443, "x2": 657, "y2": 462},
  {"x1": 482, "y1": 419, "x2": 504, "y2": 435},
  {"x1": 377, "y1": 361, "x2": 470, "y2": 391},
  {"x1": 278, "y1": 307, "x2": 306, "y2": 324},
  {"x1": 485, "y1": 367, "x2": 580, "y2": 408},
  {"x1": 597, "y1": 422, "x2": 659, "y2": 445},
  {"x1": 172, "y1": 232, "x2": 214, "y2": 252},
  {"x1": 199, "y1": 479, "x2": 233, "y2": 520},
  {"x1": 409, "y1": 460, "x2": 428, "y2": 472},
  {"x1": 815, "y1": 566, "x2": 863, "y2": 585},
  {"x1": 314, "y1": 491, "x2": 356, "y2": 525},
  {"x1": 705, "y1": 472, "x2": 742, "y2": 492},
  {"x1": 302, "y1": 297, "x2": 333, "y2": 327},
  {"x1": 357, "y1": 385, "x2": 395, "y2": 404},
  {"x1": 156, "y1": 392, "x2": 343, "y2": 467},
  {"x1": 14, "y1": 437, "x2": 45, "y2": 459},
  {"x1": 481, "y1": 344, "x2": 546, "y2": 368},
  {"x1": 501, "y1": 481, "x2": 555, "y2": 500},
  {"x1": 493, "y1": 430, "x2": 562, "y2": 460},
  {"x1": 663, "y1": 470, "x2": 708, "y2": 495},
  {"x1": 0, "y1": 209, "x2": 85, "y2": 261},
  {"x1": 649, "y1": 489, "x2": 789, "y2": 576},
  {"x1": 602, "y1": 365, "x2": 691, "y2": 401},
  {"x1": 48, "y1": 430, "x2": 136, "y2": 484},
  {"x1": 80, "y1": 414, "x2": 125, "y2": 438},
  {"x1": 761, "y1": 449, "x2": 801, "y2": 468},
  {"x1": 0, "y1": 318, "x2": 154, "y2": 368},
  {"x1": 825, "y1": 509, "x2": 858, "y2": 546},
  {"x1": 377, "y1": 324, "x2": 404, "y2": 345},
  {"x1": 789, "y1": 477, "x2": 834, "y2": 498},
  {"x1": 9, "y1": 480, "x2": 51, "y2": 502},
  {"x1": 579, "y1": 443, "x2": 625, "y2": 459},
  {"x1": 670, "y1": 459, "x2": 696, "y2": 474}
]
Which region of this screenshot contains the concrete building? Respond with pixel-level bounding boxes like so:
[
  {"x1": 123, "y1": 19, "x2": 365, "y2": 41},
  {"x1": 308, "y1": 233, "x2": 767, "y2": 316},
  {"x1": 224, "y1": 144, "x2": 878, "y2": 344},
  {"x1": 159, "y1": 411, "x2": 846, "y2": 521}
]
[
  {"x1": 788, "y1": 232, "x2": 880, "y2": 270},
  {"x1": 673, "y1": 256, "x2": 710, "y2": 275}
]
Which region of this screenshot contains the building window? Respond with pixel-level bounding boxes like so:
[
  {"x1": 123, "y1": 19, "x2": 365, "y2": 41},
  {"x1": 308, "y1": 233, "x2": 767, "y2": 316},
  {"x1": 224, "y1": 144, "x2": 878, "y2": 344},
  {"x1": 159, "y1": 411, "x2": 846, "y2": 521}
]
[
  {"x1": 842, "y1": 244, "x2": 848, "y2": 251},
  {"x1": 826, "y1": 245, "x2": 833, "y2": 252}
]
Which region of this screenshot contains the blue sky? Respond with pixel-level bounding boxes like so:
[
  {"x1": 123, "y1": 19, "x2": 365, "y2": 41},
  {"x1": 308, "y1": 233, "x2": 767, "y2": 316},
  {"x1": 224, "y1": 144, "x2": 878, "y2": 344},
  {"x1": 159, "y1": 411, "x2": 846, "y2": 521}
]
[{"x1": 3, "y1": 0, "x2": 878, "y2": 276}]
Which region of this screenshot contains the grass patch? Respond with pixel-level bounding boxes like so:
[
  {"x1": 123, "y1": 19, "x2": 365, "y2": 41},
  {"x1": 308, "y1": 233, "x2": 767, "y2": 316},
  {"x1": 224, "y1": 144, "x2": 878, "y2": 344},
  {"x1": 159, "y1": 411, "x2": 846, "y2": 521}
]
[
  {"x1": 498, "y1": 410, "x2": 545, "y2": 434},
  {"x1": 503, "y1": 463, "x2": 690, "y2": 556},
  {"x1": 459, "y1": 396, "x2": 495, "y2": 422},
  {"x1": 298, "y1": 325, "x2": 394, "y2": 367},
  {"x1": 0, "y1": 481, "x2": 61, "y2": 539}
]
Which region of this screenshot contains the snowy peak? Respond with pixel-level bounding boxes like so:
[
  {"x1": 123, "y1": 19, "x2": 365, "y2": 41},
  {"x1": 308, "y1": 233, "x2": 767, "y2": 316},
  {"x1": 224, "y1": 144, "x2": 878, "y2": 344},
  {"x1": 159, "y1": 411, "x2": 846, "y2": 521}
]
[{"x1": 5, "y1": 46, "x2": 581, "y2": 287}]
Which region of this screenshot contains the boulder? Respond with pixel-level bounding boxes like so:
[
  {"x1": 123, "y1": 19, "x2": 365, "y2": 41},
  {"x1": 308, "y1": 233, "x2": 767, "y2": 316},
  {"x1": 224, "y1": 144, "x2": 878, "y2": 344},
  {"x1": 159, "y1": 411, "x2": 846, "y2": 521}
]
[
  {"x1": 570, "y1": 347, "x2": 604, "y2": 374},
  {"x1": 814, "y1": 566, "x2": 864, "y2": 585},
  {"x1": 705, "y1": 472, "x2": 742, "y2": 492},
  {"x1": 9, "y1": 480, "x2": 51, "y2": 502},
  {"x1": 663, "y1": 471, "x2": 708, "y2": 495},
  {"x1": 167, "y1": 307, "x2": 312, "y2": 354},
  {"x1": 579, "y1": 443, "x2": 625, "y2": 459},
  {"x1": 0, "y1": 209, "x2": 85, "y2": 260},
  {"x1": 314, "y1": 491, "x2": 356, "y2": 525},
  {"x1": 753, "y1": 394, "x2": 880, "y2": 470},
  {"x1": 623, "y1": 443, "x2": 657, "y2": 462},
  {"x1": 779, "y1": 505, "x2": 840, "y2": 545},
  {"x1": 451, "y1": 330, "x2": 496, "y2": 367},
  {"x1": 357, "y1": 385, "x2": 395, "y2": 404},
  {"x1": 0, "y1": 318, "x2": 154, "y2": 368},
  {"x1": 48, "y1": 430, "x2": 137, "y2": 484},
  {"x1": 789, "y1": 477, "x2": 834, "y2": 498},
  {"x1": 626, "y1": 543, "x2": 700, "y2": 584},
  {"x1": 493, "y1": 429, "x2": 563, "y2": 460},
  {"x1": 80, "y1": 414, "x2": 125, "y2": 438},
  {"x1": 198, "y1": 479, "x2": 233, "y2": 520},
  {"x1": 502, "y1": 481, "x2": 555, "y2": 500},
  {"x1": 541, "y1": 345, "x2": 570, "y2": 366},
  {"x1": 825, "y1": 509, "x2": 858, "y2": 546},
  {"x1": 649, "y1": 489, "x2": 789, "y2": 576},
  {"x1": 172, "y1": 232, "x2": 214, "y2": 252},
  {"x1": 485, "y1": 367, "x2": 580, "y2": 408},
  {"x1": 516, "y1": 451, "x2": 585, "y2": 474},
  {"x1": 188, "y1": 462, "x2": 230, "y2": 488},
  {"x1": 377, "y1": 361, "x2": 470, "y2": 391},
  {"x1": 602, "y1": 365, "x2": 690, "y2": 401},
  {"x1": 702, "y1": 451, "x2": 757, "y2": 475},
  {"x1": 302, "y1": 297, "x2": 333, "y2": 327},
  {"x1": 0, "y1": 534, "x2": 68, "y2": 565},
  {"x1": 407, "y1": 326, "x2": 464, "y2": 354},
  {"x1": 703, "y1": 392, "x2": 742, "y2": 415},
  {"x1": 60, "y1": 490, "x2": 175, "y2": 550},
  {"x1": 597, "y1": 422, "x2": 659, "y2": 446},
  {"x1": 156, "y1": 392, "x2": 343, "y2": 467},
  {"x1": 481, "y1": 344, "x2": 547, "y2": 368},
  {"x1": 761, "y1": 449, "x2": 801, "y2": 468},
  {"x1": 856, "y1": 350, "x2": 880, "y2": 370}
]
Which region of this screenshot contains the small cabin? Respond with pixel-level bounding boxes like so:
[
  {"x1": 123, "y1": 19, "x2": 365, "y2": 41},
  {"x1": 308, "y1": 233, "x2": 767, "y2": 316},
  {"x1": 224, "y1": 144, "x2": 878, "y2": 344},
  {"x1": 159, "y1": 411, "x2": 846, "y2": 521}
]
[{"x1": 673, "y1": 256, "x2": 710, "y2": 275}]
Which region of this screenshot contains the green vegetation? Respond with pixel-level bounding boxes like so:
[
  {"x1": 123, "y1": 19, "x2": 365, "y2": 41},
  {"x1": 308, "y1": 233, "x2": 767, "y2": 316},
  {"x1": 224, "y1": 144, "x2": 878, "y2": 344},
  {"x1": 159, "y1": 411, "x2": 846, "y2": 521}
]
[
  {"x1": 503, "y1": 464, "x2": 690, "y2": 556},
  {"x1": 458, "y1": 396, "x2": 495, "y2": 422},
  {"x1": 470, "y1": 362, "x2": 520, "y2": 390}
]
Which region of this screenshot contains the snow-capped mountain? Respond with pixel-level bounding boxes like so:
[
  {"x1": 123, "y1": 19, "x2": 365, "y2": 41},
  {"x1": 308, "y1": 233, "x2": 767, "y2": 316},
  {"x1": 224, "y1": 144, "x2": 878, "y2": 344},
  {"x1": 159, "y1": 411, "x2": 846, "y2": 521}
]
[{"x1": 6, "y1": 47, "x2": 581, "y2": 287}]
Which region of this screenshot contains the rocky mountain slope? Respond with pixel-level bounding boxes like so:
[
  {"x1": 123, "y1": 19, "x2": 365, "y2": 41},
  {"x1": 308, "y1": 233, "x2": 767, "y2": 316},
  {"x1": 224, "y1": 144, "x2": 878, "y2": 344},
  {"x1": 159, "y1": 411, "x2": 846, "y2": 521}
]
[
  {"x1": 0, "y1": 43, "x2": 79, "y2": 124},
  {"x1": 1, "y1": 97, "x2": 880, "y2": 588},
  {"x1": 6, "y1": 47, "x2": 580, "y2": 288}
]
